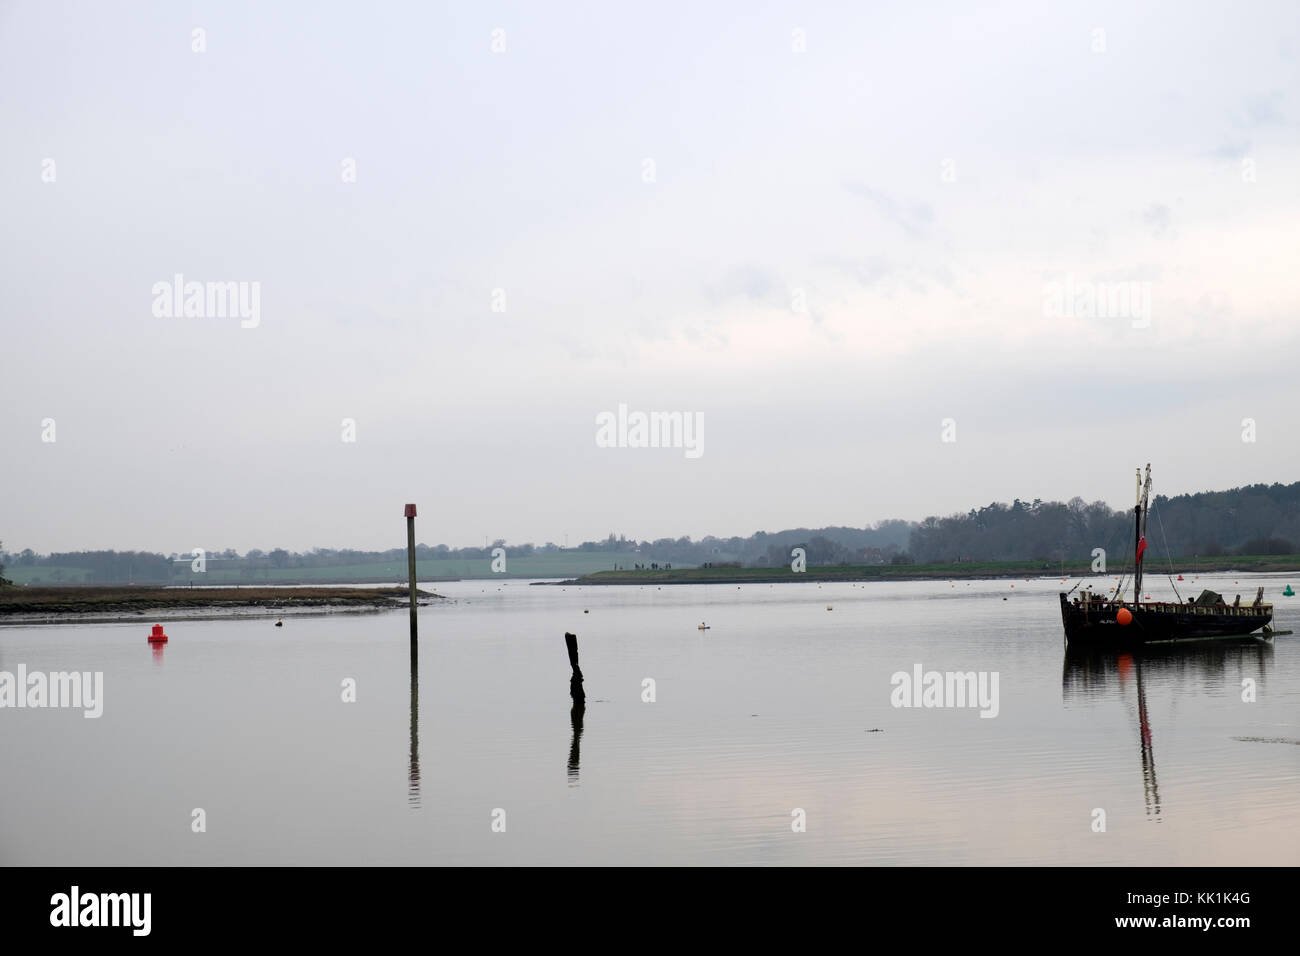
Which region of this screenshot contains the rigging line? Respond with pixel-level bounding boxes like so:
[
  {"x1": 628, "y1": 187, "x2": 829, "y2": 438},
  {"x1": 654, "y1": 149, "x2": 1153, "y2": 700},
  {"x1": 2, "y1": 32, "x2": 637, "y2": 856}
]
[
  {"x1": 1107, "y1": 516, "x2": 1135, "y2": 601},
  {"x1": 1150, "y1": 494, "x2": 1183, "y2": 603},
  {"x1": 1112, "y1": 534, "x2": 1134, "y2": 604},
  {"x1": 1065, "y1": 506, "x2": 1133, "y2": 597},
  {"x1": 1105, "y1": 502, "x2": 1134, "y2": 600}
]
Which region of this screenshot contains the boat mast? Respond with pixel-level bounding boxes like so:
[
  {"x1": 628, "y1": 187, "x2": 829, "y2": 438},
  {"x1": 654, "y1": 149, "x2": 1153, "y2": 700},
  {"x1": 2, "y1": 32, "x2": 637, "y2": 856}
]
[
  {"x1": 1135, "y1": 463, "x2": 1152, "y2": 601},
  {"x1": 1130, "y1": 467, "x2": 1141, "y2": 603}
]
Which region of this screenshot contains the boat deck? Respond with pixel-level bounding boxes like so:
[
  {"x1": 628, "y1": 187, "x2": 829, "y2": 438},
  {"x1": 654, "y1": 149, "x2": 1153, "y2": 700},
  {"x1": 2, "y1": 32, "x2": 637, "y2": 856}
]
[{"x1": 1073, "y1": 599, "x2": 1273, "y2": 617}]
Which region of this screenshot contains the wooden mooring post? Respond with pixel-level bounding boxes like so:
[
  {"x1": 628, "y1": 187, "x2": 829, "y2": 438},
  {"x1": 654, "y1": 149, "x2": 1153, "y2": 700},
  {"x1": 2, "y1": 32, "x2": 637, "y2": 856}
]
[
  {"x1": 564, "y1": 631, "x2": 584, "y2": 699},
  {"x1": 404, "y1": 504, "x2": 418, "y2": 642}
]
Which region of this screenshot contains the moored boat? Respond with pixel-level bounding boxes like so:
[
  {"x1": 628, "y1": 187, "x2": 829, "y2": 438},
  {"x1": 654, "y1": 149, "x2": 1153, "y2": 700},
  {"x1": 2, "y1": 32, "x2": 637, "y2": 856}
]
[
  {"x1": 1060, "y1": 587, "x2": 1272, "y2": 644},
  {"x1": 1059, "y1": 465, "x2": 1273, "y2": 646}
]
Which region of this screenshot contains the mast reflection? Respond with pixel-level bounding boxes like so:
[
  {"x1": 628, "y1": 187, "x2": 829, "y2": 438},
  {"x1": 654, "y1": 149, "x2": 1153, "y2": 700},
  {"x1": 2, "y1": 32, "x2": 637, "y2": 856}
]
[{"x1": 1063, "y1": 637, "x2": 1273, "y2": 818}]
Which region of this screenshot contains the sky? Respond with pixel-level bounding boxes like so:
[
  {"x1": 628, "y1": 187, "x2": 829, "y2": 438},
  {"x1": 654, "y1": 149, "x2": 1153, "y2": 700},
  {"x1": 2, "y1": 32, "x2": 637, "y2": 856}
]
[{"x1": 2, "y1": 0, "x2": 1298, "y2": 553}]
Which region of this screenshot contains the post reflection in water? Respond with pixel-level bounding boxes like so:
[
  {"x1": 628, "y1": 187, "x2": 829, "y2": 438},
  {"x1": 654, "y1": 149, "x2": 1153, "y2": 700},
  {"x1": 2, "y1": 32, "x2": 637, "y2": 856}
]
[
  {"x1": 568, "y1": 693, "x2": 585, "y2": 785},
  {"x1": 1063, "y1": 638, "x2": 1274, "y2": 819},
  {"x1": 565, "y1": 631, "x2": 586, "y2": 786},
  {"x1": 408, "y1": 639, "x2": 420, "y2": 808}
]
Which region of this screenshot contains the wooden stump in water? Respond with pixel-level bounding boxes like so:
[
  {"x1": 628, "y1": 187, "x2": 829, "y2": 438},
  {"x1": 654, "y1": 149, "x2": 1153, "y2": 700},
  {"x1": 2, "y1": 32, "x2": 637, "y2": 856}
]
[{"x1": 565, "y1": 631, "x2": 585, "y2": 700}]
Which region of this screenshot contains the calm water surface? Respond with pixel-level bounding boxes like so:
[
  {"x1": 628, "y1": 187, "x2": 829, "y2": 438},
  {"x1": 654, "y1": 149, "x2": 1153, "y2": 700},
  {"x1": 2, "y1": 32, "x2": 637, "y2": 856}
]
[{"x1": 2, "y1": 575, "x2": 1297, "y2": 865}]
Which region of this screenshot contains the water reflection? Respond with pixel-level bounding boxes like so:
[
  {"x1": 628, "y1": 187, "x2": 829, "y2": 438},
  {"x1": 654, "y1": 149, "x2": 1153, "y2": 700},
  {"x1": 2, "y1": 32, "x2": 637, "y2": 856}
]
[
  {"x1": 408, "y1": 640, "x2": 420, "y2": 808},
  {"x1": 568, "y1": 694, "x2": 585, "y2": 785},
  {"x1": 151, "y1": 642, "x2": 165, "y2": 666},
  {"x1": 1063, "y1": 638, "x2": 1274, "y2": 818},
  {"x1": 1131, "y1": 655, "x2": 1159, "y2": 816},
  {"x1": 565, "y1": 631, "x2": 585, "y2": 786}
]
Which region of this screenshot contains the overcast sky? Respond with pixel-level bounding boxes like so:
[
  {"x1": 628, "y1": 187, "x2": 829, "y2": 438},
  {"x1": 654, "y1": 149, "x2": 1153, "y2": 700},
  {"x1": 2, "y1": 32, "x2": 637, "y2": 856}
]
[{"x1": 2, "y1": 1, "x2": 1298, "y2": 553}]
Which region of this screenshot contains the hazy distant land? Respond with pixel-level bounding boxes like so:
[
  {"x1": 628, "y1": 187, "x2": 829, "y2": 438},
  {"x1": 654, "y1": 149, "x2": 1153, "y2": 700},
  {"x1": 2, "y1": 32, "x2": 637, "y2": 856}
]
[
  {"x1": 560, "y1": 555, "x2": 1300, "y2": 586},
  {"x1": 3, "y1": 479, "x2": 1298, "y2": 587}
]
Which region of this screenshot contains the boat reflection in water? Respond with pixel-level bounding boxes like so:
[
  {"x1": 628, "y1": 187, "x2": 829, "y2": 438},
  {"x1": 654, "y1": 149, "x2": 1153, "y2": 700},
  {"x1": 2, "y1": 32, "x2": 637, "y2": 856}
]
[{"x1": 1062, "y1": 637, "x2": 1274, "y2": 818}]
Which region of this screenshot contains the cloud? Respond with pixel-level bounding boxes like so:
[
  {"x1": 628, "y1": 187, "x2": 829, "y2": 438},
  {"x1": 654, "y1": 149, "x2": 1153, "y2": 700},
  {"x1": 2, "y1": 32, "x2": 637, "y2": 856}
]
[
  {"x1": 703, "y1": 264, "x2": 781, "y2": 306},
  {"x1": 1141, "y1": 203, "x2": 1172, "y2": 238},
  {"x1": 1234, "y1": 91, "x2": 1285, "y2": 128},
  {"x1": 831, "y1": 255, "x2": 895, "y2": 290},
  {"x1": 1207, "y1": 138, "x2": 1251, "y2": 159},
  {"x1": 841, "y1": 182, "x2": 934, "y2": 239}
]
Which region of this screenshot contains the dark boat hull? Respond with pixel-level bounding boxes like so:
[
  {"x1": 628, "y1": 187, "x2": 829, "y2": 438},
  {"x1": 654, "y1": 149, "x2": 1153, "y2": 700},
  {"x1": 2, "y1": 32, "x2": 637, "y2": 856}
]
[{"x1": 1059, "y1": 592, "x2": 1271, "y2": 646}]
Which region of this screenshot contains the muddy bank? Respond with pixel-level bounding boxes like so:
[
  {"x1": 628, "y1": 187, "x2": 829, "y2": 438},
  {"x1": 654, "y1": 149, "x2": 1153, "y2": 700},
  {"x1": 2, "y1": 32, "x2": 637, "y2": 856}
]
[{"x1": 0, "y1": 586, "x2": 443, "y2": 625}]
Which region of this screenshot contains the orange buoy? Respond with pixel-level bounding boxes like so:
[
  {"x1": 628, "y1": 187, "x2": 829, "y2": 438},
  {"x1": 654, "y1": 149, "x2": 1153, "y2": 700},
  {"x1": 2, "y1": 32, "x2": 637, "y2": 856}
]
[
  {"x1": 1117, "y1": 608, "x2": 1132, "y2": 626},
  {"x1": 148, "y1": 624, "x2": 168, "y2": 644}
]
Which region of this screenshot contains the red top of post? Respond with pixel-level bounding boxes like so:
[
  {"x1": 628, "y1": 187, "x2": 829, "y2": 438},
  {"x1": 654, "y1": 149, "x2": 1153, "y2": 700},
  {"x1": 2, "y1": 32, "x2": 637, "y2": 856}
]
[{"x1": 404, "y1": 503, "x2": 417, "y2": 518}]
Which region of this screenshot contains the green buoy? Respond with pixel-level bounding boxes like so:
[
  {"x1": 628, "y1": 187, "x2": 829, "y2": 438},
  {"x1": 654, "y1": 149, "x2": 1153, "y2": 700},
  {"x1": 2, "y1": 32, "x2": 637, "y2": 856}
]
[{"x1": 1284, "y1": 585, "x2": 1295, "y2": 596}]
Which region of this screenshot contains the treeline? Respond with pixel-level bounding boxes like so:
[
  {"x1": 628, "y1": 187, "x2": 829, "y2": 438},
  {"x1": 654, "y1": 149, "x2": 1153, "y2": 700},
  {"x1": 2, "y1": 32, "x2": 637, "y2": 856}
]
[
  {"x1": 0, "y1": 549, "x2": 173, "y2": 585},
  {"x1": 4, "y1": 481, "x2": 1298, "y2": 584},
  {"x1": 907, "y1": 481, "x2": 1300, "y2": 564},
  {"x1": 570, "y1": 523, "x2": 914, "y2": 566},
  {"x1": 0, "y1": 522, "x2": 917, "y2": 584}
]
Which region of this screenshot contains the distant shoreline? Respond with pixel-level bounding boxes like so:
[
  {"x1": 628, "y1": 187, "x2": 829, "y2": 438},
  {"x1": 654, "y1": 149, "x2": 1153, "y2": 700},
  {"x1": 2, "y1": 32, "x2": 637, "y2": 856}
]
[
  {"x1": 551, "y1": 556, "x2": 1300, "y2": 586},
  {"x1": 0, "y1": 585, "x2": 442, "y2": 625}
]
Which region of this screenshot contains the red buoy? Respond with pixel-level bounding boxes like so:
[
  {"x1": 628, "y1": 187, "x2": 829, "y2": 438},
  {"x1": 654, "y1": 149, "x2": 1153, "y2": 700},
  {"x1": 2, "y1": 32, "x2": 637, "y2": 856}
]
[
  {"x1": 148, "y1": 624, "x2": 168, "y2": 644},
  {"x1": 1117, "y1": 608, "x2": 1133, "y2": 626}
]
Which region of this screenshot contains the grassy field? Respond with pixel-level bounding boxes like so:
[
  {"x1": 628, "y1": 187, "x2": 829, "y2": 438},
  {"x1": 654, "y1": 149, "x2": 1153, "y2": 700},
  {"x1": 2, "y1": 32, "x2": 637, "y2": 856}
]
[
  {"x1": 3, "y1": 552, "x2": 656, "y2": 586},
  {"x1": 4, "y1": 566, "x2": 97, "y2": 585},
  {"x1": 0, "y1": 586, "x2": 438, "y2": 616},
  {"x1": 9, "y1": 552, "x2": 1298, "y2": 588},
  {"x1": 565, "y1": 554, "x2": 1300, "y2": 585},
  {"x1": 182, "y1": 552, "x2": 646, "y2": 583}
]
